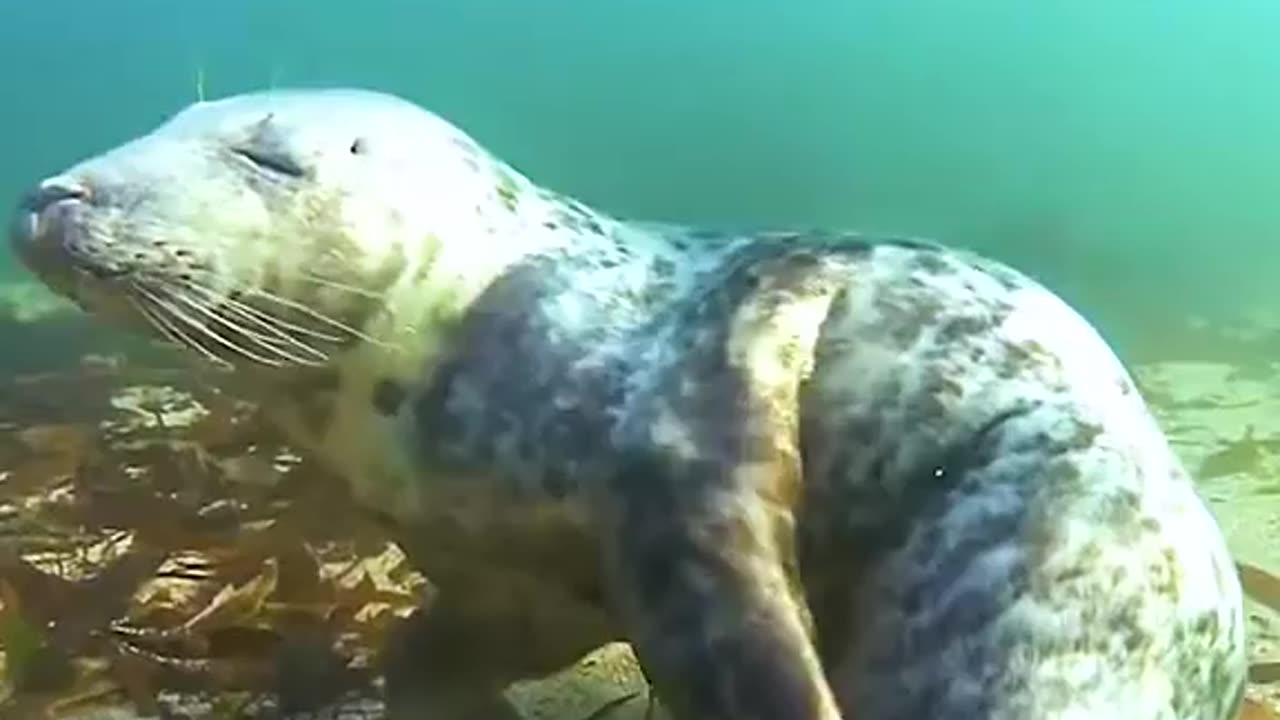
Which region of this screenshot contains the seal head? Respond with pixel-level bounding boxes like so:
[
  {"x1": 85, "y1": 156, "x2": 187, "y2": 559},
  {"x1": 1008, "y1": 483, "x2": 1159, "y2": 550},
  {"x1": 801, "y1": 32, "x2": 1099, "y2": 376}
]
[{"x1": 11, "y1": 88, "x2": 547, "y2": 371}]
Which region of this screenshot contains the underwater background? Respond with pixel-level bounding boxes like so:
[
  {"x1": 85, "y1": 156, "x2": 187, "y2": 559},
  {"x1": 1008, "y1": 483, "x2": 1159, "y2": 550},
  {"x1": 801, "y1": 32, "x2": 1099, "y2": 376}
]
[
  {"x1": 3, "y1": 0, "x2": 1280, "y2": 363},
  {"x1": 1, "y1": 1, "x2": 1279, "y2": 718}
]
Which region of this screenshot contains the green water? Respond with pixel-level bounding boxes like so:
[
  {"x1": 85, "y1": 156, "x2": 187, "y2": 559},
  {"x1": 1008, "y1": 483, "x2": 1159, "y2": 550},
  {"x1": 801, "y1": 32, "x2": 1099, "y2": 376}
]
[
  {"x1": 1, "y1": 3, "x2": 1278, "y2": 716},
  {"x1": 3, "y1": 1, "x2": 1279, "y2": 362}
]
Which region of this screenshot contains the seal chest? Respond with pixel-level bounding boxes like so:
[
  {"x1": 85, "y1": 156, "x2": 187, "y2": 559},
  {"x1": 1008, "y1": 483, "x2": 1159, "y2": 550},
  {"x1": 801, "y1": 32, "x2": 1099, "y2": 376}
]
[{"x1": 9, "y1": 87, "x2": 1246, "y2": 720}]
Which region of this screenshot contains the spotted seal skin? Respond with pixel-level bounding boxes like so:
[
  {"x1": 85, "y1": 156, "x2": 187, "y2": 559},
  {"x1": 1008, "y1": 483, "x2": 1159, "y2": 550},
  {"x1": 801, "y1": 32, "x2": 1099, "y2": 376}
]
[{"x1": 10, "y1": 88, "x2": 1246, "y2": 720}]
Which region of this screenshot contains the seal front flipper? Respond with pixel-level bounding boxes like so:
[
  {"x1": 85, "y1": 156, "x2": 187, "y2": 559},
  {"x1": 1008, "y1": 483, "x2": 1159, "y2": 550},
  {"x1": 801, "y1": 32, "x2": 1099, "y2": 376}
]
[
  {"x1": 600, "y1": 445, "x2": 843, "y2": 720},
  {"x1": 594, "y1": 248, "x2": 849, "y2": 719}
]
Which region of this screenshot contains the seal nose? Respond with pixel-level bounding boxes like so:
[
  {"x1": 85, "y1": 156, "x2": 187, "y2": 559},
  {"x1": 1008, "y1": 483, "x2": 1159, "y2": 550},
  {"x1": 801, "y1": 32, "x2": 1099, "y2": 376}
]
[
  {"x1": 10, "y1": 175, "x2": 92, "y2": 279},
  {"x1": 22, "y1": 177, "x2": 91, "y2": 213}
]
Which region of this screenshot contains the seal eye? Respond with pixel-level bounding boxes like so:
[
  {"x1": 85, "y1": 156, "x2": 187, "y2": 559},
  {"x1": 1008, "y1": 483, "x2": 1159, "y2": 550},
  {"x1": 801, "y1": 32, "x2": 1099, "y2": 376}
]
[
  {"x1": 233, "y1": 147, "x2": 306, "y2": 179},
  {"x1": 349, "y1": 138, "x2": 367, "y2": 155}
]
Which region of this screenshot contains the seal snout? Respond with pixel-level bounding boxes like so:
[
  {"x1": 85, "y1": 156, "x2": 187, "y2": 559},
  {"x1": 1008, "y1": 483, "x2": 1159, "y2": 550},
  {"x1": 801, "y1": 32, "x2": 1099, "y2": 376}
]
[
  {"x1": 12, "y1": 176, "x2": 92, "y2": 251},
  {"x1": 10, "y1": 174, "x2": 127, "y2": 287},
  {"x1": 24, "y1": 176, "x2": 92, "y2": 213}
]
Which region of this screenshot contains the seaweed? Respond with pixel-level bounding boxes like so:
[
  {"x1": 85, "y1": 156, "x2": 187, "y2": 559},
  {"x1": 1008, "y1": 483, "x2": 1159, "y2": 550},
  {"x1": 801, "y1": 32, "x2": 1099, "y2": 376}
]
[
  {"x1": 1198, "y1": 426, "x2": 1280, "y2": 481},
  {"x1": 0, "y1": 355, "x2": 423, "y2": 718},
  {"x1": 1240, "y1": 562, "x2": 1280, "y2": 613},
  {"x1": 1239, "y1": 561, "x2": 1280, "y2": 716}
]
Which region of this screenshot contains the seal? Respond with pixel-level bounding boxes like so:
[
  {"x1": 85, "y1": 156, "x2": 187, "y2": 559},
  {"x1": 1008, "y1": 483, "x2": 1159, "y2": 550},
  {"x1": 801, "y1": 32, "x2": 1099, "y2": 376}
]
[{"x1": 10, "y1": 87, "x2": 1247, "y2": 720}]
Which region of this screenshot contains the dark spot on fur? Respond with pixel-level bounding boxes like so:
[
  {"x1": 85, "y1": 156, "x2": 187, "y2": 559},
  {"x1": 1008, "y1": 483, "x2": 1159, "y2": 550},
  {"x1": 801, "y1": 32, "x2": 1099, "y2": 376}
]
[
  {"x1": 998, "y1": 339, "x2": 1063, "y2": 382},
  {"x1": 496, "y1": 180, "x2": 520, "y2": 212},
  {"x1": 936, "y1": 311, "x2": 1003, "y2": 346},
  {"x1": 1066, "y1": 419, "x2": 1104, "y2": 451},
  {"x1": 652, "y1": 257, "x2": 677, "y2": 279},
  {"x1": 372, "y1": 378, "x2": 407, "y2": 416},
  {"x1": 407, "y1": 257, "x2": 633, "y2": 496},
  {"x1": 873, "y1": 286, "x2": 944, "y2": 348},
  {"x1": 907, "y1": 247, "x2": 951, "y2": 275}
]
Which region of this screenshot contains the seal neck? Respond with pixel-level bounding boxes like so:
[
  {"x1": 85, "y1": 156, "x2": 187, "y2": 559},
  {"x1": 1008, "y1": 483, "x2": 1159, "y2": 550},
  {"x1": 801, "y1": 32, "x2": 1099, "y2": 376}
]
[
  {"x1": 400, "y1": 193, "x2": 740, "y2": 495},
  {"x1": 435, "y1": 175, "x2": 706, "y2": 335}
]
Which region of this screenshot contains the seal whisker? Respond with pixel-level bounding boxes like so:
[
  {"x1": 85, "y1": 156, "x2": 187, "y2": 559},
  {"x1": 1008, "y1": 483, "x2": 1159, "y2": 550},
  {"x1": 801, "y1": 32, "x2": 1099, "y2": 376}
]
[
  {"x1": 144, "y1": 282, "x2": 325, "y2": 369},
  {"x1": 125, "y1": 293, "x2": 187, "y2": 349},
  {"x1": 170, "y1": 279, "x2": 336, "y2": 365},
  {"x1": 154, "y1": 282, "x2": 333, "y2": 367},
  {"x1": 126, "y1": 288, "x2": 231, "y2": 369},
  {"x1": 246, "y1": 286, "x2": 395, "y2": 349},
  {"x1": 206, "y1": 300, "x2": 334, "y2": 365},
  {"x1": 132, "y1": 281, "x2": 289, "y2": 368},
  {"x1": 289, "y1": 270, "x2": 390, "y2": 300},
  {"x1": 181, "y1": 280, "x2": 347, "y2": 345},
  {"x1": 131, "y1": 282, "x2": 243, "y2": 367}
]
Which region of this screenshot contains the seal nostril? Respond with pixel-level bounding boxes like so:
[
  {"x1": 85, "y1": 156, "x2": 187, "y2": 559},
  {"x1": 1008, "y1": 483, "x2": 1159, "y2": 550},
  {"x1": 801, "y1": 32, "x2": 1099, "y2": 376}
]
[{"x1": 26, "y1": 178, "x2": 90, "y2": 212}]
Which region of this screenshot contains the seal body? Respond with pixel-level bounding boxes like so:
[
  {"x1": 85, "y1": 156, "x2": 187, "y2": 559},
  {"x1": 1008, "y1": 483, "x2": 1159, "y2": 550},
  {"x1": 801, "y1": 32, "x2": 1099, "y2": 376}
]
[{"x1": 10, "y1": 88, "x2": 1246, "y2": 720}]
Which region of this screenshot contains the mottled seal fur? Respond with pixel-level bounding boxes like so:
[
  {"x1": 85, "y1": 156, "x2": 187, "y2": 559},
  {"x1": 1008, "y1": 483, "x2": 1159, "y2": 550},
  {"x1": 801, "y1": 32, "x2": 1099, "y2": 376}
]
[{"x1": 10, "y1": 88, "x2": 1246, "y2": 720}]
